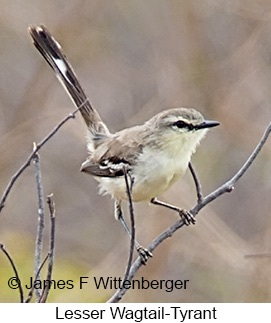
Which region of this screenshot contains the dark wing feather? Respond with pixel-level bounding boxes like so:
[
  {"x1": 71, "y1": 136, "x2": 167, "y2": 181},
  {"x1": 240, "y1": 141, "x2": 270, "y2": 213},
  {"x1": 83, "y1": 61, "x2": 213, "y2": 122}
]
[{"x1": 81, "y1": 126, "x2": 144, "y2": 177}]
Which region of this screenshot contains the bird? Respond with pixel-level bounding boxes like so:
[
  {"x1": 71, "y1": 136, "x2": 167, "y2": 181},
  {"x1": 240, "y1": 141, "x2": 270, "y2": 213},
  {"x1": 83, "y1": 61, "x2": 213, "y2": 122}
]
[{"x1": 29, "y1": 25, "x2": 219, "y2": 263}]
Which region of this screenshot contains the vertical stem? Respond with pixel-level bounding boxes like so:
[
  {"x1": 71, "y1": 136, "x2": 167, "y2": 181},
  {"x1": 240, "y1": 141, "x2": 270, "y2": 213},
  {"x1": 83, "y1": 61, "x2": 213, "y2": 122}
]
[
  {"x1": 122, "y1": 168, "x2": 135, "y2": 284},
  {"x1": 32, "y1": 143, "x2": 45, "y2": 301},
  {"x1": 0, "y1": 243, "x2": 24, "y2": 303},
  {"x1": 39, "y1": 194, "x2": 56, "y2": 303}
]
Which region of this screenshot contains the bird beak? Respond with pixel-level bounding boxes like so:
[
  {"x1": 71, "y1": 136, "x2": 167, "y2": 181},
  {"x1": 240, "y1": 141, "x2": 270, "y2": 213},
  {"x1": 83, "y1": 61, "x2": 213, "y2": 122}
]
[
  {"x1": 196, "y1": 120, "x2": 220, "y2": 130},
  {"x1": 80, "y1": 160, "x2": 91, "y2": 173}
]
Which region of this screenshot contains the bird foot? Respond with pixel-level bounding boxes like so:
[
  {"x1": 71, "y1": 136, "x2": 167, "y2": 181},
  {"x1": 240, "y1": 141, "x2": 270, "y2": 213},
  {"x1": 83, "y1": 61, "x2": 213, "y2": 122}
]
[
  {"x1": 136, "y1": 245, "x2": 153, "y2": 265},
  {"x1": 178, "y1": 209, "x2": 196, "y2": 225}
]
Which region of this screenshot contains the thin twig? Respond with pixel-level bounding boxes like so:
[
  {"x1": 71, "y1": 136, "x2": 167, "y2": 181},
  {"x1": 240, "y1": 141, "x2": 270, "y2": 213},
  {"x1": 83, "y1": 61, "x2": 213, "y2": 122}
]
[
  {"x1": 107, "y1": 121, "x2": 271, "y2": 302},
  {"x1": 24, "y1": 253, "x2": 49, "y2": 303},
  {"x1": 191, "y1": 122, "x2": 271, "y2": 216},
  {"x1": 188, "y1": 162, "x2": 203, "y2": 203},
  {"x1": 32, "y1": 142, "x2": 45, "y2": 300},
  {"x1": 39, "y1": 194, "x2": 56, "y2": 303},
  {"x1": 0, "y1": 242, "x2": 24, "y2": 303},
  {"x1": 0, "y1": 101, "x2": 88, "y2": 214},
  {"x1": 244, "y1": 253, "x2": 271, "y2": 258},
  {"x1": 123, "y1": 169, "x2": 135, "y2": 284},
  {"x1": 108, "y1": 168, "x2": 135, "y2": 303}
]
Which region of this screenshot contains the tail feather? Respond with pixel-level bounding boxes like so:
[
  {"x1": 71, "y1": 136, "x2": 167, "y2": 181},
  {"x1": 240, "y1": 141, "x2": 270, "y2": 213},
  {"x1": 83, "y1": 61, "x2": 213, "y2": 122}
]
[{"x1": 29, "y1": 25, "x2": 110, "y2": 142}]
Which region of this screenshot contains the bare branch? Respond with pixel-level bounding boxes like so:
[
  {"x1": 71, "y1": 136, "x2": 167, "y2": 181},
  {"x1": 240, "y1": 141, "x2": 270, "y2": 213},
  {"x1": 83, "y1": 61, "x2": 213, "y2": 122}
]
[
  {"x1": 188, "y1": 162, "x2": 203, "y2": 203},
  {"x1": 191, "y1": 121, "x2": 271, "y2": 216},
  {"x1": 123, "y1": 168, "x2": 136, "y2": 284},
  {"x1": 0, "y1": 242, "x2": 24, "y2": 303},
  {"x1": 39, "y1": 194, "x2": 56, "y2": 303},
  {"x1": 107, "y1": 168, "x2": 135, "y2": 303},
  {"x1": 24, "y1": 253, "x2": 49, "y2": 303},
  {"x1": 0, "y1": 101, "x2": 88, "y2": 214},
  {"x1": 32, "y1": 142, "x2": 45, "y2": 300},
  {"x1": 107, "y1": 121, "x2": 271, "y2": 302},
  {"x1": 245, "y1": 253, "x2": 271, "y2": 258}
]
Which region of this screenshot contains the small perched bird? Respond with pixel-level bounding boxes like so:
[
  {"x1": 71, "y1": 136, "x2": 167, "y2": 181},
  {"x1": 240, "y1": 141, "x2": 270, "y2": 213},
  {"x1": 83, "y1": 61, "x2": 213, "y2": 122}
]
[{"x1": 29, "y1": 25, "x2": 219, "y2": 262}]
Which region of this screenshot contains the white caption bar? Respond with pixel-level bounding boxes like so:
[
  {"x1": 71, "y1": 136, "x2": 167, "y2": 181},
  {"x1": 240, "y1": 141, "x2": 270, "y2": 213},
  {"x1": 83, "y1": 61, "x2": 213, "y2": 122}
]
[{"x1": 1, "y1": 303, "x2": 269, "y2": 322}]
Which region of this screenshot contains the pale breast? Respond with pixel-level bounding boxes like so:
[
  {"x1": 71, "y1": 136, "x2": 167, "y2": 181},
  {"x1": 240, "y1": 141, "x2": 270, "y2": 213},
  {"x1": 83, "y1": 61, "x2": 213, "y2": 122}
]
[{"x1": 96, "y1": 146, "x2": 190, "y2": 202}]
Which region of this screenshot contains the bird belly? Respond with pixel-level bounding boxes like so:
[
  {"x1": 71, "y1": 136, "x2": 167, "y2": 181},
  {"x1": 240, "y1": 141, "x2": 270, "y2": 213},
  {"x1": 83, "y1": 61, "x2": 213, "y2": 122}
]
[{"x1": 96, "y1": 151, "x2": 189, "y2": 202}]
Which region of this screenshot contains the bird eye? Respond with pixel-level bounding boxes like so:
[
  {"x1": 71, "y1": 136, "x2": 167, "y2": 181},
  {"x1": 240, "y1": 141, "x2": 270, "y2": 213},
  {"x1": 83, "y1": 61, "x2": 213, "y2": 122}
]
[
  {"x1": 173, "y1": 120, "x2": 195, "y2": 131},
  {"x1": 173, "y1": 120, "x2": 187, "y2": 128}
]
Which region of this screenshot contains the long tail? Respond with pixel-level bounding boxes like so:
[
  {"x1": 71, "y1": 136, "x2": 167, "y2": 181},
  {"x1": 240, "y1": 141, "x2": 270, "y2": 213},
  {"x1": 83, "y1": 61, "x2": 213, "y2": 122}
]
[{"x1": 29, "y1": 25, "x2": 110, "y2": 143}]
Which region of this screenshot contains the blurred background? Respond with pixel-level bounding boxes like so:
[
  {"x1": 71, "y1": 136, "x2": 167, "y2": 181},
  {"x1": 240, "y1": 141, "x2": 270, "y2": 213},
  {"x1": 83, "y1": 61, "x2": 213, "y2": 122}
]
[{"x1": 0, "y1": 0, "x2": 271, "y2": 302}]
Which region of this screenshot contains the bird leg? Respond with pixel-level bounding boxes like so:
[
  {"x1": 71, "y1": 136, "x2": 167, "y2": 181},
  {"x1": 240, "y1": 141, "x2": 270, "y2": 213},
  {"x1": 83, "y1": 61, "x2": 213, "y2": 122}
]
[
  {"x1": 114, "y1": 200, "x2": 152, "y2": 264},
  {"x1": 150, "y1": 197, "x2": 196, "y2": 225}
]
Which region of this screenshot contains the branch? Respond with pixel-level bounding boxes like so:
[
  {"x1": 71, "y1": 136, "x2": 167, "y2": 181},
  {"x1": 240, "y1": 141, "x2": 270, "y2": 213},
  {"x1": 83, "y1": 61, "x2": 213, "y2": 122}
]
[
  {"x1": 107, "y1": 121, "x2": 271, "y2": 302},
  {"x1": 122, "y1": 169, "x2": 135, "y2": 284},
  {"x1": 188, "y1": 162, "x2": 203, "y2": 203},
  {"x1": 39, "y1": 194, "x2": 56, "y2": 303},
  {"x1": 245, "y1": 253, "x2": 271, "y2": 258},
  {"x1": 24, "y1": 253, "x2": 49, "y2": 303},
  {"x1": 0, "y1": 101, "x2": 88, "y2": 214},
  {"x1": 32, "y1": 143, "x2": 45, "y2": 300},
  {"x1": 0, "y1": 242, "x2": 24, "y2": 303},
  {"x1": 107, "y1": 169, "x2": 135, "y2": 303},
  {"x1": 191, "y1": 121, "x2": 271, "y2": 215}
]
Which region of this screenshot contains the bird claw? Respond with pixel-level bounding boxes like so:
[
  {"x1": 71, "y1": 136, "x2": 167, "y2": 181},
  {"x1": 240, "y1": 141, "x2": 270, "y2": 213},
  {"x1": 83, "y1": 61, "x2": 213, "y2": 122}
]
[
  {"x1": 136, "y1": 245, "x2": 153, "y2": 265},
  {"x1": 178, "y1": 209, "x2": 196, "y2": 226}
]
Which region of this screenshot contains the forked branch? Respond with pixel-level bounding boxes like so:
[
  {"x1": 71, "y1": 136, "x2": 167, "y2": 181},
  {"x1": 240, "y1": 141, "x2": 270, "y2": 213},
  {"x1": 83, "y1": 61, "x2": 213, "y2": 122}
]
[
  {"x1": 107, "y1": 122, "x2": 271, "y2": 303},
  {"x1": 0, "y1": 101, "x2": 88, "y2": 214}
]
